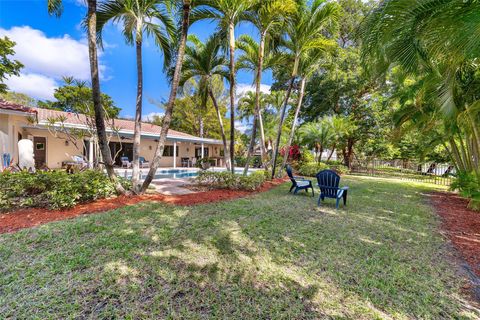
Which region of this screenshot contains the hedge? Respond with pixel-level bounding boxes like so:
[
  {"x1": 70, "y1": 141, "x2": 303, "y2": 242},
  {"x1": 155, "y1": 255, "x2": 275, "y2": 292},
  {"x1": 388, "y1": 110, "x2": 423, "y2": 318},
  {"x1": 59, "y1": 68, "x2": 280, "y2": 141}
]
[
  {"x1": 194, "y1": 170, "x2": 266, "y2": 191},
  {"x1": 0, "y1": 170, "x2": 129, "y2": 211}
]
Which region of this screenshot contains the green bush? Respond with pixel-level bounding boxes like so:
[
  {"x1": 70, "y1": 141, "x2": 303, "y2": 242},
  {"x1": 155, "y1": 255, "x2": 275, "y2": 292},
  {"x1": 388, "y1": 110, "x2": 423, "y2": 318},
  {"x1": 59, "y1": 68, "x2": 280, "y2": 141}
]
[
  {"x1": 0, "y1": 169, "x2": 124, "y2": 211},
  {"x1": 298, "y1": 162, "x2": 329, "y2": 177},
  {"x1": 450, "y1": 171, "x2": 480, "y2": 211},
  {"x1": 300, "y1": 150, "x2": 315, "y2": 163},
  {"x1": 297, "y1": 162, "x2": 350, "y2": 177},
  {"x1": 195, "y1": 170, "x2": 265, "y2": 191}
]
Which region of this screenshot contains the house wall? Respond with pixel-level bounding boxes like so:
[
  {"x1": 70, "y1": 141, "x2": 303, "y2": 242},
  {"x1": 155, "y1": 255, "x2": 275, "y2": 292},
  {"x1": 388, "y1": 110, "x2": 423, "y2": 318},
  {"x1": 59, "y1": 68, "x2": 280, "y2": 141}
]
[
  {"x1": 23, "y1": 128, "x2": 85, "y2": 168},
  {"x1": 1, "y1": 113, "x2": 223, "y2": 169}
]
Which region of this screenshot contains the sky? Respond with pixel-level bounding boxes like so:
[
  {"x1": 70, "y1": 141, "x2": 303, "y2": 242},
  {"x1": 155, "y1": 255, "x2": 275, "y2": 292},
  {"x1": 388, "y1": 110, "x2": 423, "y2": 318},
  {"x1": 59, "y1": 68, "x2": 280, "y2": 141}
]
[{"x1": 0, "y1": 0, "x2": 273, "y2": 128}]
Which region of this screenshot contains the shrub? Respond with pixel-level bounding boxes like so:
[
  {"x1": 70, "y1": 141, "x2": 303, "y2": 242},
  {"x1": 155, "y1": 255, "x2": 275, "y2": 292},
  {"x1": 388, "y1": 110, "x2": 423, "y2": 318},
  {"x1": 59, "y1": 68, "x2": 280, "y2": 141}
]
[
  {"x1": 298, "y1": 162, "x2": 329, "y2": 177},
  {"x1": 0, "y1": 169, "x2": 121, "y2": 211},
  {"x1": 297, "y1": 162, "x2": 350, "y2": 177},
  {"x1": 450, "y1": 171, "x2": 480, "y2": 211},
  {"x1": 195, "y1": 170, "x2": 265, "y2": 191},
  {"x1": 300, "y1": 149, "x2": 315, "y2": 164}
]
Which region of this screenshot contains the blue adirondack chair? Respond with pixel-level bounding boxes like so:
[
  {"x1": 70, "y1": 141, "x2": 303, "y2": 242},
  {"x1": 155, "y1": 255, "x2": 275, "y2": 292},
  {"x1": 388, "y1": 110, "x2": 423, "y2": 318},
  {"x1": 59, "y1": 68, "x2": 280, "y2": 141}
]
[
  {"x1": 316, "y1": 169, "x2": 349, "y2": 208},
  {"x1": 286, "y1": 165, "x2": 314, "y2": 196}
]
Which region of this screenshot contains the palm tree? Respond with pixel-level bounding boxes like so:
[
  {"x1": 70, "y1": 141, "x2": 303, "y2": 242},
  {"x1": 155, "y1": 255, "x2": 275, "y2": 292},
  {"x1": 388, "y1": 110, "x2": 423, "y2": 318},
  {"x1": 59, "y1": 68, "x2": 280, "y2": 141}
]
[
  {"x1": 299, "y1": 120, "x2": 334, "y2": 163},
  {"x1": 97, "y1": 0, "x2": 174, "y2": 192},
  {"x1": 141, "y1": 0, "x2": 194, "y2": 193},
  {"x1": 239, "y1": 0, "x2": 296, "y2": 173},
  {"x1": 280, "y1": 48, "x2": 337, "y2": 172},
  {"x1": 360, "y1": 0, "x2": 480, "y2": 186},
  {"x1": 191, "y1": 0, "x2": 255, "y2": 173},
  {"x1": 270, "y1": 0, "x2": 340, "y2": 178},
  {"x1": 179, "y1": 34, "x2": 232, "y2": 169},
  {"x1": 47, "y1": 0, "x2": 125, "y2": 193}
]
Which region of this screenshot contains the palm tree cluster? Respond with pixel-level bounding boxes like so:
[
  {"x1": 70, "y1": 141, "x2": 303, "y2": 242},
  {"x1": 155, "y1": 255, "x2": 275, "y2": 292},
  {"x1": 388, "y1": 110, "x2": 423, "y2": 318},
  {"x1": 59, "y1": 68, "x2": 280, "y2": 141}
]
[
  {"x1": 47, "y1": 0, "x2": 343, "y2": 193},
  {"x1": 361, "y1": 0, "x2": 480, "y2": 207}
]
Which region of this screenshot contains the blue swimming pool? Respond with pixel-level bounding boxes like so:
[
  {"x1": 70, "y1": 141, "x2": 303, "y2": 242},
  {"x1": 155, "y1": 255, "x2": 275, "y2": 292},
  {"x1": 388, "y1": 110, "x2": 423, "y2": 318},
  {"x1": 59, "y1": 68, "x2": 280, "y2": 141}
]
[{"x1": 125, "y1": 168, "x2": 255, "y2": 180}]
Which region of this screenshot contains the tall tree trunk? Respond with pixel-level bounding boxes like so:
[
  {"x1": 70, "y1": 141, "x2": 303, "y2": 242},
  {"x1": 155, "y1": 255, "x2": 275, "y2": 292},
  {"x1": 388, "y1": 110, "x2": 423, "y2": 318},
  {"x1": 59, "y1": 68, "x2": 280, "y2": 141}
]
[
  {"x1": 344, "y1": 137, "x2": 354, "y2": 169},
  {"x1": 140, "y1": 1, "x2": 190, "y2": 193},
  {"x1": 132, "y1": 37, "x2": 143, "y2": 192},
  {"x1": 243, "y1": 32, "x2": 266, "y2": 175},
  {"x1": 280, "y1": 77, "x2": 306, "y2": 173},
  {"x1": 271, "y1": 76, "x2": 295, "y2": 178},
  {"x1": 87, "y1": 0, "x2": 124, "y2": 193},
  {"x1": 209, "y1": 89, "x2": 231, "y2": 169},
  {"x1": 228, "y1": 22, "x2": 236, "y2": 173}
]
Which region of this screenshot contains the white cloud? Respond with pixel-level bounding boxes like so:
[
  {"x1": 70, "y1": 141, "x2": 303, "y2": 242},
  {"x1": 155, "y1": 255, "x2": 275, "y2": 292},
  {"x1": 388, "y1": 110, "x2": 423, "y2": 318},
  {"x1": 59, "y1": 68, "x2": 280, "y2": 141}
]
[
  {"x1": 234, "y1": 120, "x2": 249, "y2": 133},
  {"x1": 236, "y1": 83, "x2": 271, "y2": 100},
  {"x1": 142, "y1": 112, "x2": 164, "y2": 122},
  {"x1": 0, "y1": 26, "x2": 110, "y2": 100},
  {"x1": 6, "y1": 73, "x2": 57, "y2": 100}
]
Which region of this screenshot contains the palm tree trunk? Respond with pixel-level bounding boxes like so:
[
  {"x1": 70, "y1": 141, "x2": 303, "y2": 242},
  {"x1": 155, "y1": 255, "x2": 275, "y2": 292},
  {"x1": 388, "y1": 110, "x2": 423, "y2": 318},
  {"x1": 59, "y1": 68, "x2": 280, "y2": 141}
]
[
  {"x1": 87, "y1": 0, "x2": 124, "y2": 193},
  {"x1": 449, "y1": 137, "x2": 466, "y2": 172},
  {"x1": 132, "y1": 37, "x2": 143, "y2": 192},
  {"x1": 228, "y1": 22, "x2": 236, "y2": 173},
  {"x1": 258, "y1": 109, "x2": 266, "y2": 156},
  {"x1": 209, "y1": 89, "x2": 231, "y2": 169},
  {"x1": 271, "y1": 76, "x2": 295, "y2": 178},
  {"x1": 243, "y1": 32, "x2": 266, "y2": 175},
  {"x1": 140, "y1": 1, "x2": 190, "y2": 193},
  {"x1": 280, "y1": 77, "x2": 306, "y2": 173}
]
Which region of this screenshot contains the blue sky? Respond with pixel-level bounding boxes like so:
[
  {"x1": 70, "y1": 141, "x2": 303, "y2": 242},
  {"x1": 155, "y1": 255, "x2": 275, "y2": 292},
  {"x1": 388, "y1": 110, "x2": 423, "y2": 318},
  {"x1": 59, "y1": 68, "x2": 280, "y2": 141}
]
[{"x1": 0, "y1": 0, "x2": 273, "y2": 122}]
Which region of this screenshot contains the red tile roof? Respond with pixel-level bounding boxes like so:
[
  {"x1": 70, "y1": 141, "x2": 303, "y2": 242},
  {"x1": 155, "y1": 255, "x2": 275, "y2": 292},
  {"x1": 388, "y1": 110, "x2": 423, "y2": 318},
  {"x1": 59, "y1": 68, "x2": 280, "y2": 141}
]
[
  {"x1": 1, "y1": 99, "x2": 219, "y2": 142},
  {"x1": 33, "y1": 107, "x2": 197, "y2": 138},
  {"x1": 0, "y1": 99, "x2": 37, "y2": 114}
]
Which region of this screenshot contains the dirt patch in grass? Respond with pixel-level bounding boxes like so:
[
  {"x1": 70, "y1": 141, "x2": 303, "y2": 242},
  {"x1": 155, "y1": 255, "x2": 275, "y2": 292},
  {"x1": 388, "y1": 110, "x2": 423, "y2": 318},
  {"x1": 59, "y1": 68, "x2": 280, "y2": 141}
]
[{"x1": 0, "y1": 178, "x2": 287, "y2": 234}]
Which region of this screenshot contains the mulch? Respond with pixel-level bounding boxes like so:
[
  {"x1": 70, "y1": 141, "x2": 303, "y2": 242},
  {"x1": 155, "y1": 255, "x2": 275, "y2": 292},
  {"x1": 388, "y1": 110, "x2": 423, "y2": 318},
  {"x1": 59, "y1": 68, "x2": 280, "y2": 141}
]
[
  {"x1": 429, "y1": 191, "x2": 480, "y2": 280},
  {"x1": 0, "y1": 178, "x2": 288, "y2": 234}
]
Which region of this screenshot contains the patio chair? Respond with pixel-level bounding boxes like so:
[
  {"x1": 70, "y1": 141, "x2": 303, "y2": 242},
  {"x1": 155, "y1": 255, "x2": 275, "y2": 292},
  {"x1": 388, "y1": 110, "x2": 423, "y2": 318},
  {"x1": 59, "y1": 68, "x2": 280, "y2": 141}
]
[
  {"x1": 316, "y1": 169, "x2": 349, "y2": 209},
  {"x1": 286, "y1": 165, "x2": 314, "y2": 196},
  {"x1": 139, "y1": 156, "x2": 149, "y2": 168},
  {"x1": 120, "y1": 156, "x2": 131, "y2": 168}
]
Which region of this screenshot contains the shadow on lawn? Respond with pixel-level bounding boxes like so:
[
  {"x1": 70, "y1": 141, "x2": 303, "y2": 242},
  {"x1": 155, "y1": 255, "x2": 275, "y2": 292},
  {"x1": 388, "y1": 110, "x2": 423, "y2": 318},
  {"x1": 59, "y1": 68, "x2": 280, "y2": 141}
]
[{"x1": 1, "y1": 177, "x2": 477, "y2": 318}]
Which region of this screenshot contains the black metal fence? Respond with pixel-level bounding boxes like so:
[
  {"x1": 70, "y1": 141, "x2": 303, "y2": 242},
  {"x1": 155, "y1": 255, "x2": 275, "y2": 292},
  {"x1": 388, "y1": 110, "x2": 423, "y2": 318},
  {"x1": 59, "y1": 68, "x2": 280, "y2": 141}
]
[{"x1": 350, "y1": 159, "x2": 454, "y2": 186}]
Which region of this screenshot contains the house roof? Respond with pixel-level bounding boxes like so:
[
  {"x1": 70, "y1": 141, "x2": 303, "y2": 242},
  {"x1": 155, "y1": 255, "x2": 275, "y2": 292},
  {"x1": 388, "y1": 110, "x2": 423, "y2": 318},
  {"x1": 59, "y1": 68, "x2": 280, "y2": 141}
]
[
  {"x1": 0, "y1": 99, "x2": 222, "y2": 144},
  {"x1": 0, "y1": 99, "x2": 37, "y2": 114}
]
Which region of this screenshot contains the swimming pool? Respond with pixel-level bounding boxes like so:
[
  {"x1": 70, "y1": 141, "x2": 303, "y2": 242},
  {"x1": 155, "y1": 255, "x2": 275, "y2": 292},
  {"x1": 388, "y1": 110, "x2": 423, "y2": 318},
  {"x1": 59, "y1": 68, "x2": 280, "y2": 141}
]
[{"x1": 126, "y1": 168, "x2": 255, "y2": 180}]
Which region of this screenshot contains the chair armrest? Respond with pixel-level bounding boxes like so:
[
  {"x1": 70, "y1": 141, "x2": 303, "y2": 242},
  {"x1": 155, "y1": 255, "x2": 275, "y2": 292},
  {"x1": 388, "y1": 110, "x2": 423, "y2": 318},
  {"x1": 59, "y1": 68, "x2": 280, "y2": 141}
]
[
  {"x1": 293, "y1": 176, "x2": 306, "y2": 180},
  {"x1": 340, "y1": 186, "x2": 349, "y2": 190}
]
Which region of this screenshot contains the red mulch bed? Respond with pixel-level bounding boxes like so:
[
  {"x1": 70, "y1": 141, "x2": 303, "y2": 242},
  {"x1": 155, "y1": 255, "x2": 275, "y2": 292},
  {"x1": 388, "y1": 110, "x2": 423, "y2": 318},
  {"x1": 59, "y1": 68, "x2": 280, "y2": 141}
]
[
  {"x1": 429, "y1": 192, "x2": 480, "y2": 278},
  {"x1": 0, "y1": 178, "x2": 287, "y2": 234}
]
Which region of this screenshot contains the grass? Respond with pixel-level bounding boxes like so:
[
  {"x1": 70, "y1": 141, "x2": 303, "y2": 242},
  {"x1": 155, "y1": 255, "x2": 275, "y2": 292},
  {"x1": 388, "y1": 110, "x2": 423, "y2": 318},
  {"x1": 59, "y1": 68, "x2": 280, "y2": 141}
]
[{"x1": 0, "y1": 176, "x2": 477, "y2": 319}]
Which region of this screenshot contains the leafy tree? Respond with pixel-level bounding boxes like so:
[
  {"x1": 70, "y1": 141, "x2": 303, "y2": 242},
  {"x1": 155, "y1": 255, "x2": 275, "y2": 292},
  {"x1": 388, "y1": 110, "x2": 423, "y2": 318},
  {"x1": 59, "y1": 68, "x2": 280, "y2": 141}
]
[
  {"x1": 0, "y1": 91, "x2": 36, "y2": 106},
  {"x1": 0, "y1": 37, "x2": 23, "y2": 94},
  {"x1": 41, "y1": 77, "x2": 120, "y2": 118}
]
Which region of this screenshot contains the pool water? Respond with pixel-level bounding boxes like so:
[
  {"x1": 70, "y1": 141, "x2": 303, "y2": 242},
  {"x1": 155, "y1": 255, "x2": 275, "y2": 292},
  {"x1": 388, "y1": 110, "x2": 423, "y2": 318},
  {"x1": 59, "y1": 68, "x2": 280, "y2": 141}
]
[{"x1": 129, "y1": 168, "x2": 254, "y2": 180}]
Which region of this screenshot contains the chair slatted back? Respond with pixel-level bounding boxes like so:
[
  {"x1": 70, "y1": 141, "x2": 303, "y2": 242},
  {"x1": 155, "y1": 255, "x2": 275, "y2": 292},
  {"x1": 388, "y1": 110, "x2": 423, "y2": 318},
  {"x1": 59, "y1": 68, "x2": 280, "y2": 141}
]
[
  {"x1": 286, "y1": 165, "x2": 296, "y2": 185},
  {"x1": 316, "y1": 170, "x2": 340, "y2": 197}
]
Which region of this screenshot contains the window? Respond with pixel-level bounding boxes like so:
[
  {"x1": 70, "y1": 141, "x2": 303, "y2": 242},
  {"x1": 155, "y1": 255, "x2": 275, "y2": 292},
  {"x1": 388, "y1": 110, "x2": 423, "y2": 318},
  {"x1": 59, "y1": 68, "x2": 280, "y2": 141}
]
[
  {"x1": 195, "y1": 147, "x2": 209, "y2": 158},
  {"x1": 163, "y1": 145, "x2": 179, "y2": 157},
  {"x1": 36, "y1": 143, "x2": 45, "y2": 150}
]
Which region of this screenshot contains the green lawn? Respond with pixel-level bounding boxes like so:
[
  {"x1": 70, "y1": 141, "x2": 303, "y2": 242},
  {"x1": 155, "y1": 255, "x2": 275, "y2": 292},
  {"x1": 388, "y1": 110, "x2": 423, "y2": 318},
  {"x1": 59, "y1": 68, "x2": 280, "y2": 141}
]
[{"x1": 0, "y1": 176, "x2": 477, "y2": 319}]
